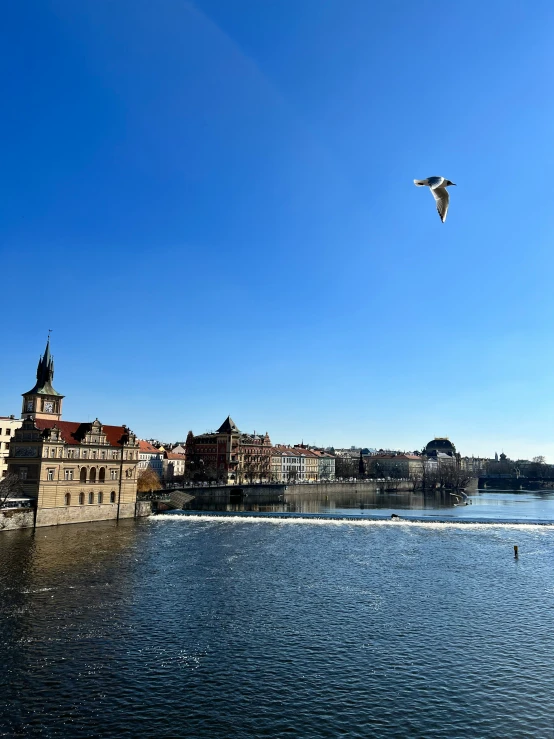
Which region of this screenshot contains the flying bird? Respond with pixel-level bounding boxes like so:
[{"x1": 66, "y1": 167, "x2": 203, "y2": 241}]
[{"x1": 414, "y1": 176, "x2": 456, "y2": 223}]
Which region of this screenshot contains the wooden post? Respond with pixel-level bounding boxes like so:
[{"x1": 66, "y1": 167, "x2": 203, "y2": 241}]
[{"x1": 514, "y1": 545, "x2": 519, "y2": 558}]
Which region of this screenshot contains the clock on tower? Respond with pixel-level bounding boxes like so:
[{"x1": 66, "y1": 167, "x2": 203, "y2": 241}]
[{"x1": 21, "y1": 337, "x2": 64, "y2": 421}]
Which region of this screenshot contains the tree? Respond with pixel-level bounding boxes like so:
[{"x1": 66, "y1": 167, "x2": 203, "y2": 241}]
[
  {"x1": 287, "y1": 469, "x2": 299, "y2": 483},
  {"x1": 137, "y1": 468, "x2": 161, "y2": 493},
  {"x1": 528, "y1": 456, "x2": 548, "y2": 479},
  {"x1": 0, "y1": 473, "x2": 24, "y2": 507}
]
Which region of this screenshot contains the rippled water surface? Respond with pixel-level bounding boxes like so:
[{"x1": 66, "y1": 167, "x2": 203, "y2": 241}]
[{"x1": 2, "y1": 515, "x2": 554, "y2": 738}]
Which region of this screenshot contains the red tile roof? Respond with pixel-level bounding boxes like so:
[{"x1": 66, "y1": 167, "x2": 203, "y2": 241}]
[
  {"x1": 165, "y1": 452, "x2": 186, "y2": 460},
  {"x1": 138, "y1": 440, "x2": 161, "y2": 453},
  {"x1": 34, "y1": 419, "x2": 131, "y2": 447}
]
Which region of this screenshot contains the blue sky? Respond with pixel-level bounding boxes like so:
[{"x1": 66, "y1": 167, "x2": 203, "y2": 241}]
[{"x1": 2, "y1": 0, "x2": 554, "y2": 459}]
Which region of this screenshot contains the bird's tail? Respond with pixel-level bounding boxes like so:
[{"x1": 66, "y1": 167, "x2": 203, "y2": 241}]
[{"x1": 413, "y1": 179, "x2": 427, "y2": 186}]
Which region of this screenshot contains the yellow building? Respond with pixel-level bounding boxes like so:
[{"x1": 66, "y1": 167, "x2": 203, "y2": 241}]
[{"x1": 6, "y1": 338, "x2": 144, "y2": 527}]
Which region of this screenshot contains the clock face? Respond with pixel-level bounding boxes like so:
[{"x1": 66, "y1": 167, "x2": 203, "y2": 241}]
[{"x1": 44, "y1": 402, "x2": 54, "y2": 413}]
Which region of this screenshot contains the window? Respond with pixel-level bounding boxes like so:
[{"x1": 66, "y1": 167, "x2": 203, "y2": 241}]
[
  {"x1": 79, "y1": 492, "x2": 84, "y2": 505},
  {"x1": 110, "y1": 491, "x2": 116, "y2": 503},
  {"x1": 47, "y1": 469, "x2": 54, "y2": 481},
  {"x1": 65, "y1": 493, "x2": 71, "y2": 506},
  {"x1": 89, "y1": 468, "x2": 96, "y2": 483},
  {"x1": 64, "y1": 469, "x2": 74, "y2": 481},
  {"x1": 80, "y1": 467, "x2": 87, "y2": 482},
  {"x1": 112, "y1": 451, "x2": 118, "y2": 459},
  {"x1": 98, "y1": 492, "x2": 103, "y2": 504},
  {"x1": 99, "y1": 467, "x2": 105, "y2": 482},
  {"x1": 6, "y1": 429, "x2": 11, "y2": 436},
  {"x1": 110, "y1": 470, "x2": 118, "y2": 480},
  {"x1": 19, "y1": 467, "x2": 28, "y2": 480},
  {"x1": 88, "y1": 492, "x2": 93, "y2": 504}
]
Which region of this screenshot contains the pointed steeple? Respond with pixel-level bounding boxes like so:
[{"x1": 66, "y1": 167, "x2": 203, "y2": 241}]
[
  {"x1": 217, "y1": 416, "x2": 240, "y2": 433},
  {"x1": 22, "y1": 336, "x2": 64, "y2": 421},
  {"x1": 26, "y1": 336, "x2": 62, "y2": 397}
]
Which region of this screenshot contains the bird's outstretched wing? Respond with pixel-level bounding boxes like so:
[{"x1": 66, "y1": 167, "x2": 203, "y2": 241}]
[
  {"x1": 430, "y1": 187, "x2": 449, "y2": 222},
  {"x1": 427, "y1": 176, "x2": 444, "y2": 189}
]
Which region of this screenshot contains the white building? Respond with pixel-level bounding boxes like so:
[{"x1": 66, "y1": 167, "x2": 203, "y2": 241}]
[
  {"x1": 0, "y1": 416, "x2": 22, "y2": 479},
  {"x1": 138, "y1": 440, "x2": 164, "y2": 481},
  {"x1": 313, "y1": 450, "x2": 336, "y2": 480},
  {"x1": 163, "y1": 451, "x2": 186, "y2": 482}
]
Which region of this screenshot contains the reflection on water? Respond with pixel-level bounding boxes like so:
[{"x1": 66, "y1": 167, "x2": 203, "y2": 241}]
[
  {"x1": 2, "y1": 515, "x2": 554, "y2": 738},
  {"x1": 183, "y1": 488, "x2": 554, "y2": 523}
]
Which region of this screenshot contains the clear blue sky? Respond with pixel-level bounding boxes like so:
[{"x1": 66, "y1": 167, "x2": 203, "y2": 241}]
[{"x1": 2, "y1": 0, "x2": 554, "y2": 460}]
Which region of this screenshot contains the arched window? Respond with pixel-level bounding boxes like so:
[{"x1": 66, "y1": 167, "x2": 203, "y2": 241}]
[
  {"x1": 88, "y1": 492, "x2": 94, "y2": 504},
  {"x1": 110, "y1": 491, "x2": 116, "y2": 503},
  {"x1": 64, "y1": 493, "x2": 71, "y2": 506},
  {"x1": 79, "y1": 492, "x2": 84, "y2": 505},
  {"x1": 80, "y1": 467, "x2": 87, "y2": 483},
  {"x1": 90, "y1": 468, "x2": 96, "y2": 483},
  {"x1": 98, "y1": 491, "x2": 103, "y2": 504},
  {"x1": 99, "y1": 467, "x2": 105, "y2": 482}
]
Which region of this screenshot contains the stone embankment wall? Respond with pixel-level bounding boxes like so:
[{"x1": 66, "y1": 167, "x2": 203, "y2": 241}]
[
  {"x1": 0, "y1": 508, "x2": 35, "y2": 531},
  {"x1": 1, "y1": 500, "x2": 152, "y2": 532},
  {"x1": 185, "y1": 481, "x2": 413, "y2": 497}
]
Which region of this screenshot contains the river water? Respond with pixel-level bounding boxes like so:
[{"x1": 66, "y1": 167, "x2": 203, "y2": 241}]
[{"x1": 2, "y1": 491, "x2": 554, "y2": 738}]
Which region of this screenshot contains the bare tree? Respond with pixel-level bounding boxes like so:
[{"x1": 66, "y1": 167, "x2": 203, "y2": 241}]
[
  {"x1": 287, "y1": 469, "x2": 299, "y2": 484},
  {"x1": 0, "y1": 473, "x2": 24, "y2": 507}
]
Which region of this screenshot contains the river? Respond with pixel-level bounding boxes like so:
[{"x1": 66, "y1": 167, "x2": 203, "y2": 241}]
[{"x1": 1, "y1": 490, "x2": 554, "y2": 738}]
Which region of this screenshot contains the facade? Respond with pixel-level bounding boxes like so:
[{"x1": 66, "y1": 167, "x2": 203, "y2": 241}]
[
  {"x1": 312, "y1": 450, "x2": 336, "y2": 480},
  {"x1": 423, "y1": 438, "x2": 458, "y2": 463},
  {"x1": 138, "y1": 440, "x2": 164, "y2": 482},
  {"x1": 5, "y1": 339, "x2": 142, "y2": 527},
  {"x1": 0, "y1": 416, "x2": 22, "y2": 478},
  {"x1": 163, "y1": 451, "x2": 186, "y2": 482},
  {"x1": 185, "y1": 417, "x2": 273, "y2": 483},
  {"x1": 366, "y1": 454, "x2": 423, "y2": 478}
]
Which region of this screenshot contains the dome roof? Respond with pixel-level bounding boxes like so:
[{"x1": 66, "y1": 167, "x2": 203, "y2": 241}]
[{"x1": 424, "y1": 437, "x2": 456, "y2": 454}]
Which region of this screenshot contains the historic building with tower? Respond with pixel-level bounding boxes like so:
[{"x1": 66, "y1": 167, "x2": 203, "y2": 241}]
[
  {"x1": 6, "y1": 338, "x2": 147, "y2": 527},
  {"x1": 185, "y1": 416, "x2": 273, "y2": 483}
]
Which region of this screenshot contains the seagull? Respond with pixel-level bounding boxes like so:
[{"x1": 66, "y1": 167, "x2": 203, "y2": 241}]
[{"x1": 414, "y1": 176, "x2": 456, "y2": 223}]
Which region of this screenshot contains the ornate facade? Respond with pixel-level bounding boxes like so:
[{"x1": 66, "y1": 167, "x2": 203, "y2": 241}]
[{"x1": 6, "y1": 339, "x2": 143, "y2": 527}]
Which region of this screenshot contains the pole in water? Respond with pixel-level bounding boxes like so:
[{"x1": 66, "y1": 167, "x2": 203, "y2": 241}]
[{"x1": 514, "y1": 545, "x2": 519, "y2": 558}]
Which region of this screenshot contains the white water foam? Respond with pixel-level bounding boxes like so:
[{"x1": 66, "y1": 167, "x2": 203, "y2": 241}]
[{"x1": 148, "y1": 514, "x2": 554, "y2": 531}]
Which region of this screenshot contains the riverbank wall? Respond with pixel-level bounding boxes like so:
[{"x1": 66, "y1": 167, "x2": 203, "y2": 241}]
[{"x1": 0, "y1": 500, "x2": 152, "y2": 533}]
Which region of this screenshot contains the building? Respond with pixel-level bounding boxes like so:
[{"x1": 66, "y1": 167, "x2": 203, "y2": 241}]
[
  {"x1": 0, "y1": 416, "x2": 22, "y2": 478},
  {"x1": 185, "y1": 417, "x2": 273, "y2": 483},
  {"x1": 271, "y1": 447, "x2": 306, "y2": 482},
  {"x1": 312, "y1": 450, "x2": 336, "y2": 480},
  {"x1": 5, "y1": 338, "x2": 142, "y2": 527},
  {"x1": 423, "y1": 438, "x2": 458, "y2": 466},
  {"x1": 163, "y1": 451, "x2": 186, "y2": 482},
  {"x1": 138, "y1": 440, "x2": 164, "y2": 482},
  {"x1": 365, "y1": 453, "x2": 423, "y2": 478}
]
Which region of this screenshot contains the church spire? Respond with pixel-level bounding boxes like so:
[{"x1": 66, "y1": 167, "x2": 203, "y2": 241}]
[
  {"x1": 22, "y1": 336, "x2": 64, "y2": 420},
  {"x1": 35, "y1": 335, "x2": 55, "y2": 390}
]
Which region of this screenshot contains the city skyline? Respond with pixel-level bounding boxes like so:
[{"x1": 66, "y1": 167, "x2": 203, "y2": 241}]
[
  {"x1": 0, "y1": 335, "x2": 550, "y2": 463},
  {"x1": 3, "y1": 1, "x2": 554, "y2": 461}
]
